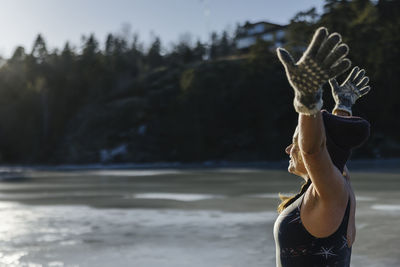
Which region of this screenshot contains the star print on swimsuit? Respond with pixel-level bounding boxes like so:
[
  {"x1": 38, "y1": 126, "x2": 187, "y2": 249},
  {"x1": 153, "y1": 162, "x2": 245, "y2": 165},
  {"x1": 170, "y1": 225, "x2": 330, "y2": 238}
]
[
  {"x1": 314, "y1": 246, "x2": 337, "y2": 259},
  {"x1": 340, "y1": 235, "x2": 349, "y2": 249}
]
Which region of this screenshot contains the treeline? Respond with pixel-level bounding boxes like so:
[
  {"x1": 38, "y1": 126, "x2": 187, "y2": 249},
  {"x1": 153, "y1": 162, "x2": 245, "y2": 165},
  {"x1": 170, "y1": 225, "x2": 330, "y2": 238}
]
[
  {"x1": 0, "y1": 0, "x2": 398, "y2": 164},
  {"x1": 0, "y1": 27, "x2": 237, "y2": 162}
]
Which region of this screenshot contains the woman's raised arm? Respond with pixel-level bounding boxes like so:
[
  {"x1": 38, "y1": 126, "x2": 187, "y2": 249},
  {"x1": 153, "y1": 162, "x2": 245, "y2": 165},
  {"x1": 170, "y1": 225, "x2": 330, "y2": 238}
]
[{"x1": 277, "y1": 27, "x2": 352, "y2": 200}]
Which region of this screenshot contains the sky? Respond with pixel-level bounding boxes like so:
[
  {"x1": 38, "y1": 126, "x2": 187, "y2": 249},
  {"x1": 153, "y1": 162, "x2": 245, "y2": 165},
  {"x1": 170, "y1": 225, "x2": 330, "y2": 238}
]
[{"x1": 0, "y1": 0, "x2": 325, "y2": 58}]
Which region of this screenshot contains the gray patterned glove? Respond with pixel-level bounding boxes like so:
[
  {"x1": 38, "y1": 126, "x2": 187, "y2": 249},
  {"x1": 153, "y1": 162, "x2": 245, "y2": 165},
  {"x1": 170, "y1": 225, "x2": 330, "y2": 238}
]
[
  {"x1": 277, "y1": 27, "x2": 351, "y2": 115},
  {"x1": 329, "y1": 66, "x2": 371, "y2": 116}
]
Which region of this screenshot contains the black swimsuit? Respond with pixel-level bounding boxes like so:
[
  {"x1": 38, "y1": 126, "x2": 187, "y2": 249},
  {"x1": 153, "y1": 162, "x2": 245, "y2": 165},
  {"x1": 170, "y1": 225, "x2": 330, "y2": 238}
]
[{"x1": 274, "y1": 192, "x2": 352, "y2": 267}]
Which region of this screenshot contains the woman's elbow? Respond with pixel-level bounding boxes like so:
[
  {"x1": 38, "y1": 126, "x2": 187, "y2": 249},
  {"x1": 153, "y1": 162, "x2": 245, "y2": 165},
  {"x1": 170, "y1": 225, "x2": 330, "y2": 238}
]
[{"x1": 300, "y1": 138, "x2": 326, "y2": 155}]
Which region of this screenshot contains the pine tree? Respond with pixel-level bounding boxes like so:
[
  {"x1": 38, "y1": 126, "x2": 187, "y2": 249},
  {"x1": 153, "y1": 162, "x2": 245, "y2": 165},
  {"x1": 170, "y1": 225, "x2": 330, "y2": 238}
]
[
  {"x1": 31, "y1": 34, "x2": 48, "y2": 63},
  {"x1": 147, "y1": 37, "x2": 163, "y2": 69}
]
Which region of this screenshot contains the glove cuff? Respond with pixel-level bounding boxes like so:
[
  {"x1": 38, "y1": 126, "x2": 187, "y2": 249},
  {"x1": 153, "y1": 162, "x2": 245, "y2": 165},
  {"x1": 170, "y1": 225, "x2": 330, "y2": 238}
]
[
  {"x1": 293, "y1": 89, "x2": 323, "y2": 115},
  {"x1": 332, "y1": 104, "x2": 353, "y2": 116}
]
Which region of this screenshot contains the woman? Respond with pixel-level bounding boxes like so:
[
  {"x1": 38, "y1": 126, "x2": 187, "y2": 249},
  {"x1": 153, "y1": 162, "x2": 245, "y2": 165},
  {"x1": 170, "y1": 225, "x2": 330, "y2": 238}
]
[{"x1": 273, "y1": 27, "x2": 371, "y2": 267}]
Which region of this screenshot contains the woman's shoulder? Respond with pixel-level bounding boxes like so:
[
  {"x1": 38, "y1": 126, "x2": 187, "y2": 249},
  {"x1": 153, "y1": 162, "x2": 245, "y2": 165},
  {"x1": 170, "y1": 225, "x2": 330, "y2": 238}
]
[{"x1": 301, "y1": 181, "x2": 351, "y2": 238}]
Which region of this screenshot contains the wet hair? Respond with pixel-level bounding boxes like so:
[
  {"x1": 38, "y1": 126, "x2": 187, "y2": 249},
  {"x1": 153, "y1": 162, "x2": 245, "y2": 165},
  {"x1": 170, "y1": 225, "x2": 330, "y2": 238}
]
[{"x1": 277, "y1": 179, "x2": 311, "y2": 213}]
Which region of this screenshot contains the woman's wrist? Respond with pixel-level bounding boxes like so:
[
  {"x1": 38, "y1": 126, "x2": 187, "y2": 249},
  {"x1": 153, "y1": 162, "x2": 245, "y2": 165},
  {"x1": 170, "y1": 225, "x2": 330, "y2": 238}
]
[{"x1": 332, "y1": 108, "x2": 351, "y2": 117}]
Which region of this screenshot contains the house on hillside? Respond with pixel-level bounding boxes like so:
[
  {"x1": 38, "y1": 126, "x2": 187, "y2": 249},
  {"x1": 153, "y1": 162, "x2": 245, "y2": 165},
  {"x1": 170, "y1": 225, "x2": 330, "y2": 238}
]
[{"x1": 235, "y1": 22, "x2": 287, "y2": 50}]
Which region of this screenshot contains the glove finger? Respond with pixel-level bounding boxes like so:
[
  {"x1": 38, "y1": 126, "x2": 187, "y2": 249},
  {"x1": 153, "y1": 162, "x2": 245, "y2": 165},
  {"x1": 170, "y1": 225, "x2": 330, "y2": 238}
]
[
  {"x1": 329, "y1": 58, "x2": 351, "y2": 78},
  {"x1": 329, "y1": 78, "x2": 340, "y2": 92},
  {"x1": 353, "y1": 69, "x2": 366, "y2": 84},
  {"x1": 316, "y1": 33, "x2": 342, "y2": 63},
  {"x1": 359, "y1": 86, "x2": 371, "y2": 96},
  {"x1": 304, "y1": 27, "x2": 328, "y2": 58},
  {"x1": 346, "y1": 66, "x2": 360, "y2": 83},
  {"x1": 356, "y1": 76, "x2": 369, "y2": 88},
  {"x1": 276, "y1": 48, "x2": 296, "y2": 69},
  {"x1": 322, "y1": 43, "x2": 349, "y2": 69}
]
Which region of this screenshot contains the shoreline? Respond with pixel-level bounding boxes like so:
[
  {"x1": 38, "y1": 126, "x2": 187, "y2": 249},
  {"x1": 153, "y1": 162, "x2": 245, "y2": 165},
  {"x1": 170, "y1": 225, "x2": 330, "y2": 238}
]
[{"x1": 0, "y1": 158, "x2": 399, "y2": 172}]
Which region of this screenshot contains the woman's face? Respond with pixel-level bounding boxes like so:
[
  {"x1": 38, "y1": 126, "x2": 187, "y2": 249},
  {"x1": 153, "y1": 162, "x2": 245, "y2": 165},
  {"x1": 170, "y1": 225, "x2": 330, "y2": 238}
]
[{"x1": 285, "y1": 127, "x2": 308, "y2": 177}]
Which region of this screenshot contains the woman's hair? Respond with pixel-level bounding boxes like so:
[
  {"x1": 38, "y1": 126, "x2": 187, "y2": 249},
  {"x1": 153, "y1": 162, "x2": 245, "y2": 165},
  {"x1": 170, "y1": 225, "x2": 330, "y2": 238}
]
[{"x1": 277, "y1": 178, "x2": 312, "y2": 213}]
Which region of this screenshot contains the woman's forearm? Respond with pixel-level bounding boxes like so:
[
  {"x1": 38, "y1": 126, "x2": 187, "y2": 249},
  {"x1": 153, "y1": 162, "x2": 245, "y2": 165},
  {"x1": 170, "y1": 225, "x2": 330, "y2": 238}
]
[{"x1": 298, "y1": 113, "x2": 326, "y2": 155}]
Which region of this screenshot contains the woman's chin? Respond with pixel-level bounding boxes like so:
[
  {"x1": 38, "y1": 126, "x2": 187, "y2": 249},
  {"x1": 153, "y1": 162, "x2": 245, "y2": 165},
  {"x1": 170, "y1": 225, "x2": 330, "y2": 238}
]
[
  {"x1": 288, "y1": 164, "x2": 302, "y2": 176},
  {"x1": 288, "y1": 161, "x2": 307, "y2": 178}
]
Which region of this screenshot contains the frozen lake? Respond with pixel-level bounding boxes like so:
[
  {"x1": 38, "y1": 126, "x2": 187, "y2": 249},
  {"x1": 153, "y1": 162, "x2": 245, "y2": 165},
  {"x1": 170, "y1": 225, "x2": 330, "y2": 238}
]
[{"x1": 0, "y1": 166, "x2": 399, "y2": 266}]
